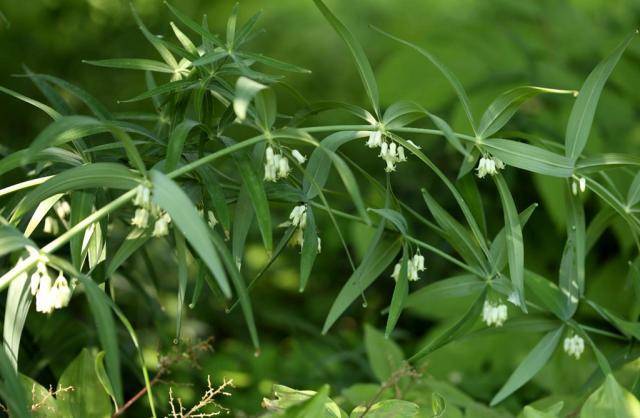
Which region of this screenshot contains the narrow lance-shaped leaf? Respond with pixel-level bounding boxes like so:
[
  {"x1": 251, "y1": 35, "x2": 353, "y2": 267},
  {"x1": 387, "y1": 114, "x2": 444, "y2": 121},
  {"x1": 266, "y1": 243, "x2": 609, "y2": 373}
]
[
  {"x1": 299, "y1": 206, "x2": 318, "y2": 292},
  {"x1": 165, "y1": 119, "x2": 201, "y2": 172},
  {"x1": 385, "y1": 245, "x2": 408, "y2": 337},
  {"x1": 410, "y1": 288, "x2": 487, "y2": 362},
  {"x1": 478, "y1": 86, "x2": 576, "y2": 138},
  {"x1": 565, "y1": 32, "x2": 637, "y2": 162},
  {"x1": 322, "y1": 226, "x2": 402, "y2": 334},
  {"x1": 490, "y1": 326, "x2": 564, "y2": 406},
  {"x1": 83, "y1": 58, "x2": 175, "y2": 73},
  {"x1": 3, "y1": 271, "x2": 31, "y2": 370},
  {"x1": 174, "y1": 229, "x2": 188, "y2": 339},
  {"x1": 372, "y1": 26, "x2": 477, "y2": 134},
  {"x1": 313, "y1": 0, "x2": 380, "y2": 117},
  {"x1": 0, "y1": 347, "x2": 30, "y2": 418},
  {"x1": 151, "y1": 170, "x2": 231, "y2": 297},
  {"x1": 494, "y1": 174, "x2": 526, "y2": 311},
  {"x1": 210, "y1": 229, "x2": 260, "y2": 351}
]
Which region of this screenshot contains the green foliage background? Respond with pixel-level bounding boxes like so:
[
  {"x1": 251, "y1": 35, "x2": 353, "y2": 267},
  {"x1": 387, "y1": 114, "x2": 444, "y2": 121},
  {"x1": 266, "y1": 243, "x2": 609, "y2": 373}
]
[{"x1": 1, "y1": 0, "x2": 640, "y2": 416}]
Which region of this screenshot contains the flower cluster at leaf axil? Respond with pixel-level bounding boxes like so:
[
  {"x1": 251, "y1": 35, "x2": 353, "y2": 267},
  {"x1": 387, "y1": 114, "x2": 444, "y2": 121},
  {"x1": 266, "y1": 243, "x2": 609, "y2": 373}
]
[
  {"x1": 43, "y1": 200, "x2": 71, "y2": 235},
  {"x1": 25, "y1": 251, "x2": 74, "y2": 314},
  {"x1": 482, "y1": 300, "x2": 508, "y2": 327},
  {"x1": 263, "y1": 146, "x2": 306, "y2": 182},
  {"x1": 131, "y1": 184, "x2": 172, "y2": 237},
  {"x1": 563, "y1": 334, "x2": 585, "y2": 359},
  {"x1": 366, "y1": 129, "x2": 416, "y2": 172},
  {"x1": 476, "y1": 154, "x2": 506, "y2": 178},
  {"x1": 391, "y1": 252, "x2": 426, "y2": 282},
  {"x1": 287, "y1": 205, "x2": 321, "y2": 252},
  {"x1": 572, "y1": 177, "x2": 587, "y2": 195}
]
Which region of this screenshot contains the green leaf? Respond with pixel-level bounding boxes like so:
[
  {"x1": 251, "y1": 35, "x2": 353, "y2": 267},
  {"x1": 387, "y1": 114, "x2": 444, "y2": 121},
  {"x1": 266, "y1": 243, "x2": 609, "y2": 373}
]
[
  {"x1": 226, "y1": 141, "x2": 272, "y2": 253},
  {"x1": 351, "y1": 400, "x2": 419, "y2": 418},
  {"x1": 0, "y1": 347, "x2": 29, "y2": 418},
  {"x1": 490, "y1": 326, "x2": 564, "y2": 405},
  {"x1": 372, "y1": 26, "x2": 476, "y2": 134},
  {"x1": 174, "y1": 229, "x2": 188, "y2": 339},
  {"x1": 382, "y1": 101, "x2": 423, "y2": 129},
  {"x1": 2, "y1": 271, "x2": 31, "y2": 370},
  {"x1": 0, "y1": 85, "x2": 60, "y2": 119},
  {"x1": 525, "y1": 270, "x2": 567, "y2": 320},
  {"x1": 0, "y1": 225, "x2": 35, "y2": 258},
  {"x1": 313, "y1": 0, "x2": 379, "y2": 117},
  {"x1": 197, "y1": 165, "x2": 231, "y2": 236},
  {"x1": 565, "y1": 32, "x2": 637, "y2": 162},
  {"x1": 0, "y1": 147, "x2": 82, "y2": 178},
  {"x1": 369, "y1": 208, "x2": 408, "y2": 236},
  {"x1": 20, "y1": 374, "x2": 60, "y2": 417},
  {"x1": 628, "y1": 172, "x2": 640, "y2": 206},
  {"x1": 587, "y1": 301, "x2": 640, "y2": 340},
  {"x1": 425, "y1": 110, "x2": 468, "y2": 156},
  {"x1": 22, "y1": 73, "x2": 112, "y2": 119},
  {"x1": 575, "y1": 154, "x2": 640, "y2": 174},
  {"x1": 580, "y1": 375, "x2": 640, "y2": 418},
  {"x1": 479, "y1": 86, "x2": 576, "y2": 138},
  {"x1": 565, "y1": 185, "x2": 586, "y2": 296},
  {"x1": 364, "y1": 324, "x2": 404, "y2": 383},
  {"x1": 164, "y1": 2, "x2": 224, "y2": 49},
  {"x1": 165, "y1": 119, "x2": 201, "y2": 172},
  {"x1": 300, "y1": 206, "x2": 319, "y2": 291},
  {"x1": 489, "y1": 203, "x2": 537, "y2": 275},
  {"x1": 410, "y1": 288, "x2": 486, "y2": 362},
  {"x1": 494, "y1": 174, "x2": 526, "y2": 310},
  {"x1": 151, "y1": 170, "x2": 231, "y2": 297},
  {"x1": 131, "y1": 4, "x2": 178, "y2": 69},
  {"x1": 421, "y1": 188, "x2": 488, "y2": 272},
  {"x1": 84, "y1": 58, "x2": 174, "y2": 73},
  {"x1": 75, "y1": 274, "x2": 123, "y2": 406},
  {"x1": 238, "y1": 52, "x2": 312, "y2": 74},
  {"x1": 121, "y1": 80, "x2": 196, "y2": 103},
  {"x1": 57, "y1": 349, "x2": 113, "y2": 418},
  {"x1": 94, "y1": 352, "x2": 117, "y2": 411},
  {"x1": 322, "y1": 230, "x2": 402, "y2": 334},
  {"x1": 106, "y1": 229, "x2": 150, "y2": 278},
  {"x1": 11, "y1": 163, "x2": 139, "y2": 222},
  {"x1": 210, "y1": 229, "x2": 259, "y2": 350},
  {"x1": 385, "y1": 246, "x2": 408, "y2": 337},
  {"x1": 483, "y1": 138, "x2": 573, "y2": 177},
  {"x1": 70, "y1": 191, "x2": 95, "y2": 269},
  {"x1": 405, "y1": 275, "x2": 485, "y2": 311}
]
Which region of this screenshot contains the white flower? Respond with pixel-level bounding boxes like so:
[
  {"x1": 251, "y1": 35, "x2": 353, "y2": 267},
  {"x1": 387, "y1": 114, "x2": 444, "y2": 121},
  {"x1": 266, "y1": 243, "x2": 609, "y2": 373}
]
[
  {"x1": 264, "y1": 147, "x2": 292, "y2": 182},
  {"x1": 30, "y1": 262, "x2": 47, "y2": 296},
  {"x1": 476, "y1": 155, "x2": 505, "y2": 178},
  {"x1": 131, "y1": 208, "x2": 149, "y2": 229},
  {"x1": 289, "y1": 205, "x2": 307, "y2": 228},
  {"x1": 133, "y1": 185, "x2": 152, "y2": 208},
  {"x1": 391, "y1": 252, "x2": 426, "y2": 282},
  {"x1": 572, "y1": 177, "x2": 587, "y2": 195},
  {"x1": 43, "y1": 216, "x2": 59, "y2": 235},
  {"x1": 50, "y1": 272, "x2": 72, "y2": 309},
  {"x1": 54, "y1": 200, "x2": 71, "y2": 219},
  {"x1": 35, "y1": 272, "x2": 53, "y2": 314},
  {"x1": 482, "y1": 300, "x2": 508, "y2": 327},
  {"x1": 207, "y1": 210, "x2": 218, "y2": 228},
  {"x1": 152, "y1": 213, "x2": 172, "y2": 237},
  {"x1": 563, "y1": 334, "x2": 585, "y2": 359},
  {"x1": 366, "y1": 130, "x2": 383, "y2": 148},
  {"x1": 291, "y1": 149, "x2": 306, "y2": 164}
]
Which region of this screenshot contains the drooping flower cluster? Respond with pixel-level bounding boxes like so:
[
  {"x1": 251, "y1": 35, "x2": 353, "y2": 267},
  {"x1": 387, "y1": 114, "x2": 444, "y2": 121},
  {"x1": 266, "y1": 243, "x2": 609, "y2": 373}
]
[
  {"x1": 571, "y1": 177, "x2": 586, "y2": 195},
  {"x1": 264, "y1": 146, "x2": 306, "y2": 182},
  {"x1": 476, "y1": 155, "x2": 506, "y2": 178},
  {"x1": 563, "y1": 334, "x2": 585, "y2": 359},
  {"x1": 131, "y1": 185, "x2": 172, "y2": 237},
  {"x1": 482, "y1": 300, "x2": 508, "y2": 327},
  {"x1": 43, "y1": 200, "x2": 72, "y2": 235},
  {"x1": 391, "y1": 252, "x2": 426, "y2": 282},
  {"x1": 287, "y1": 205, "x2": 321, "y2": 252},
  {"x1": 365, "y1": 130, "x2": 413, "y2": 172},
  {"x1": 28, "y1": 258, "x2": 73, "y2": 314}
]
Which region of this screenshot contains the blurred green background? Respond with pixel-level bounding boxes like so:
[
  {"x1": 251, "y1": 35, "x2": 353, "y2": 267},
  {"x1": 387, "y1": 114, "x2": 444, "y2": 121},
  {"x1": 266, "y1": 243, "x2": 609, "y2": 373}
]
[{"x1": 1, "y1": 0, "x2": 640, "y2": 416}]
